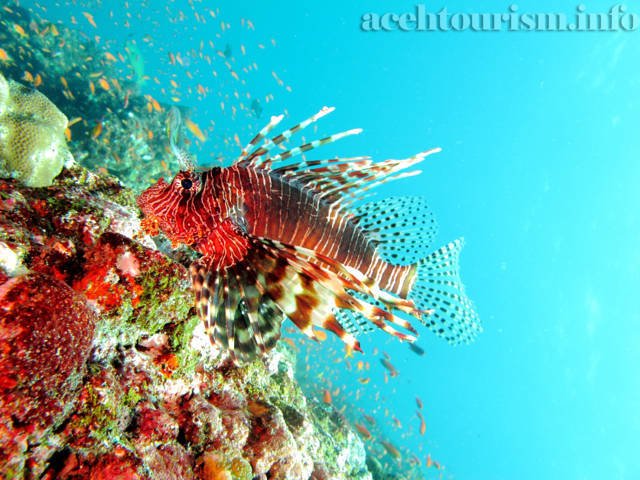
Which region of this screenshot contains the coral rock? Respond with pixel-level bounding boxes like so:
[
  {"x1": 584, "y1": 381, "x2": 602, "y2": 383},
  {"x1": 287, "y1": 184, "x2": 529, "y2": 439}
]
[
  {"x1": 0, "y1": 72, "x2": 73, "y2": 187},
  {"x1": 0, "y1": 272, "x2": 97, "y2": 474}
]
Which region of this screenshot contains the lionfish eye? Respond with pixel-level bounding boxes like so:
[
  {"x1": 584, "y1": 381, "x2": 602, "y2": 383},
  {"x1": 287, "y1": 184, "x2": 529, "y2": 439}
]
[{"x1": 181, "y1": 178, "x2": 193, "y2": 190}]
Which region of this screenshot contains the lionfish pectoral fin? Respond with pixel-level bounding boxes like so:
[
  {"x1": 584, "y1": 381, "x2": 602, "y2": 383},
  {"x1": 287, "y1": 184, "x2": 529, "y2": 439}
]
[
  {"x1": 190, "y1": 257, "x2": 284, "y2": 365},
  {"x1": 409, "y1": 238, "x2": 482, "y2": 345},
  {"x1": 256, "y1": 239, "x2": 422, "y2": 347},
  {"x1": 252, "y1": 239, "x2": 363, "y2": 353}
]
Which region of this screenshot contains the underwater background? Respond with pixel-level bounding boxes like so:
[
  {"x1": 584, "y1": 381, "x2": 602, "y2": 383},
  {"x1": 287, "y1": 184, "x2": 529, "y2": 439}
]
[{"x1": 1, "y1": 0, "x2": 638, "y2": 479}]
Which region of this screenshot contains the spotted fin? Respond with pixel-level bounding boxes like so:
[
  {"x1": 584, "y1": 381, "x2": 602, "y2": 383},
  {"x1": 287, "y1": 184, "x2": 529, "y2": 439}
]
[
  {"x1": 354, "y1": 196, "x2": 438, "y2": 266},
  {"x1": 409, "y1": 238, "x2": 481, "y2": 344},
  {"x1": 334, "y1": 290, "x2": 378, "y2": 337}
]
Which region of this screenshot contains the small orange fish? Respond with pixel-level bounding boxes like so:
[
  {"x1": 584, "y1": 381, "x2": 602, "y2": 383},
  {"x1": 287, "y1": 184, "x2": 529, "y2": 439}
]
[
  {"x1": 60, "y1": 76, "x2": 68, "y2": 89},
  {"x1": 322, "y1": 389, "x2": 332, "y2": 405},
  {"x1": 33, "y1": 74, "x2": 42, "y2": 87},
  {"x1": 380, "y1": 440, "x2": 401, "y2": 459},
  {"x1": 23, "y1": 71, "x2": 33, "y2": 83},
  {"x1": 184, "y1": 118, "x2": 206, "y2": 142},
  {"x1": 104, "y1": 52, "x2": 117, "y2": 62},
  {"x1": 51, "y1": 24, "x2": 59, "y2": 36},
  {"x1": 380, "y1": 358, "x2": 399, "y2": 377},
  {"x1": 89, "y1": 81, "x2": 95, "y2": 95},
  {"x1": 416, "y1": 396, "x2": 423, "y2": 410},
  {"x1": 281, "y1": 337, "x2": 299, "y2": 352},
  {"x1": 14, "y1": 24, "x2": 28, "y2": 38},
  {"x1": 363, "y1": 414, "x2": 376, "y2": 426},
  {"x1": 358, "y1": 377, "x2": 370, "y2": 385},
  {"x1": 67, "y1": 117, "x2": 82, "y2": 128},
  {"x1": 392, "y1": 416, "x2": 402, "y2": 429},
  {"x1": 91, "y1": 121, "x2": 103, "y2": 139},
  {"x1": 0, "y1": 48, "x2": 10, "y2": 62},
  {"x1": 426, "y1": 454, "x2": 442, "y2": 469},
  {"x1": 354, "y1": 422, "x2": 372, "y2": 440},
  {"x1": 147, "y1": 130, "x2": 154, "y2": 140},
  {"x1": 82, "y1": 12, "x2": 97, "y2": 28},
  {"x1": 98, "y1": 78, "x2": 110, "y2": 91},
  {"x1": 416, "y1": 410, "x2": 426, "y2": 435}
]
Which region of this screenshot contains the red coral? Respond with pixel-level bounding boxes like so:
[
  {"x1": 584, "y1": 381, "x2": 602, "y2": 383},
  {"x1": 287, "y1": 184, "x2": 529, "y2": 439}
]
[
  {"x1": 71, "y1": 233, "x2": 147, "y2": 312},
  {"x1": 132, "y1": 403, "x2": 179, "y2": 443},
  {"x1": 88, "y1": 452, "x2": 142, "y2": 480},
  {"x1": 0, "y1": 273, "x2": 97, "y2": 469}
]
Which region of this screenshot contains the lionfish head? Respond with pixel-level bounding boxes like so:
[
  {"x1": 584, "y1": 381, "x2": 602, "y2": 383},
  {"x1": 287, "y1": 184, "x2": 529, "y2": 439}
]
[{"x1": 137, "y1": 169, "x2": 207, "y2": 246}]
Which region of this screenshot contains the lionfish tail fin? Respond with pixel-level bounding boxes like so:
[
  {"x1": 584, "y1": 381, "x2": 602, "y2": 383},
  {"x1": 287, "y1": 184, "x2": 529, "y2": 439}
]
[{"x1": 409, "y1": 238, "x2": 482, "y2": 344}]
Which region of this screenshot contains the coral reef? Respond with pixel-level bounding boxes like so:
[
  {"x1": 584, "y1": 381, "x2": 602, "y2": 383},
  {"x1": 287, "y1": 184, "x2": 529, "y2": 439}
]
[
  {"x1": 0, "y1": 163, "x2": 372, "y2": 478},
  {"x1": 0, "y1": 72, "x2": 73, "y2": 186}
]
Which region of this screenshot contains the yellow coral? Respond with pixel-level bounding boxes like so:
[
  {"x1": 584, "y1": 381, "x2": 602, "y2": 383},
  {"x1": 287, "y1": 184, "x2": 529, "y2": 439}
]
[
  {"x1": 202, "y1": 453, "x2": 232, "y2": 480},
  {"x1": 0, "y1": 72, "x2": 72, "y2": 187},
  {"x1": 201, "y1": 453, "x2": 253, "y2": 480}
]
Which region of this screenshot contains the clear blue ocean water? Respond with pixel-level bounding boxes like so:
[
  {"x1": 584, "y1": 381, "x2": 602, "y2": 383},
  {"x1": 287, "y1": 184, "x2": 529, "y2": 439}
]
[{"x1": 19, "y1": 1, "x2": 639, "y2": 478}]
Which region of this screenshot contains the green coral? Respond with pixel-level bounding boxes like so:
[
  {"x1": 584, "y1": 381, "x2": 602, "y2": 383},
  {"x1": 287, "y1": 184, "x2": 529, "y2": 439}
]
[
  {"x1": 0, "y1": 72, "x2": 73, "y2": 187},
  {"x1": 75, "y1": 366, "x2": 140, "y2": 451},
  {"x1": 171, "y1": 315, "x2": 203, "y2": 376}
]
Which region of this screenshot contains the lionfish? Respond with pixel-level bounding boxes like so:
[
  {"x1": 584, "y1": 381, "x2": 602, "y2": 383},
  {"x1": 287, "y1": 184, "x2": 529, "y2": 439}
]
[{"x1": 137, "y1": 107, "x2": 481, "y2": 364}]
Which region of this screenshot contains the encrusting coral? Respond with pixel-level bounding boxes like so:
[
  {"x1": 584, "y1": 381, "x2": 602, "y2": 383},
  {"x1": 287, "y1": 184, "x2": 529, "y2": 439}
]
[
  {"x1": 0, "y1": 161, "x2": 372, "y2": 479},
  {"x1": 0, "y1": 72, "x2": 73, "y2": 187}
]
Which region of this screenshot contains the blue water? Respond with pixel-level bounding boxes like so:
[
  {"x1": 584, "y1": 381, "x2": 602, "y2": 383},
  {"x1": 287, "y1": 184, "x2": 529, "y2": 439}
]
[{"x1": 22, "y1": 1, "x2": 640, "y2": 478}]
